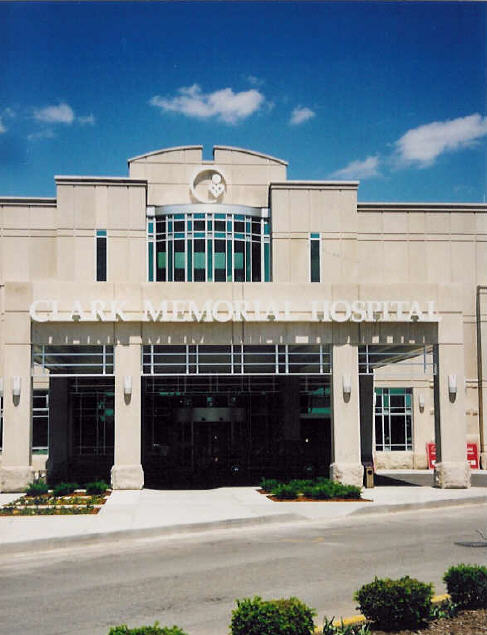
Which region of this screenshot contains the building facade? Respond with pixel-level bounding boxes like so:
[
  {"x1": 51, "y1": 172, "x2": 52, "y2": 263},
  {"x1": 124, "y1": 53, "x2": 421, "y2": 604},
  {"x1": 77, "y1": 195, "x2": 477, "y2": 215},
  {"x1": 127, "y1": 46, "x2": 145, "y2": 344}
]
[{"x1": 0, "y1": 144, "x2": 486, "y2": 492}]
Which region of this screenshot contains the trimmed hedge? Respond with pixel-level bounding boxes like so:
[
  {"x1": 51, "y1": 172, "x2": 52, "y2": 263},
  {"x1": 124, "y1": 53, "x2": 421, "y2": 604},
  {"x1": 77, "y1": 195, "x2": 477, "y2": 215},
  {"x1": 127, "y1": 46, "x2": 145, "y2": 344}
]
[
  {"x1": 444, "y1": 563, "x2": 487, "y2": 609},
  {"x1": 52, "y1": 482, "x2": 79, "y2": 497},
  {"x1": 354, "y1": 576, "x2": 433, "y2": 630},
  {"x1": 108, "y1": 624, "x2": 187, "y2": 634},
  {"x1": 260, "y1": 477, "x2": 280, "y2": 492},
  {"x1": 268, "y1": 478, "x2": 361, "y2": 501},
  {"x1": 272, "y1": 483, "x2": 301, "y2": 500},
  {"x1": 230, "y1": 596, "x2": 316, "y2": 635},
  {"x1": 85, "y1": 480, "x2": 109, "y2": 495},
  {"x1": 25, "y1": 480, "x2": 49, "y2": 496}
]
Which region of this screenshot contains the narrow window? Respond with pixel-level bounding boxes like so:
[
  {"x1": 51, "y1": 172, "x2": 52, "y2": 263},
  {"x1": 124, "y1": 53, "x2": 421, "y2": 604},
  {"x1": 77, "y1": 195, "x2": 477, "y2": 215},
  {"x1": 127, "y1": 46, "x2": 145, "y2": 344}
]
[
  {"x1": 96, "y1": 230, "x2": 107, "y2": 281},
  {"x1": 32, "y1": 390, "x2": 49, "y2": 454},
  {"x1": 310, "y1": 233, "x2": 321, "y2": 282},
  {"x1": 147, "y1": 219, "x2": 155, "y2": 282},
  {"x1": 374, "y1": 387, "x2": 413, "y2": 451}
]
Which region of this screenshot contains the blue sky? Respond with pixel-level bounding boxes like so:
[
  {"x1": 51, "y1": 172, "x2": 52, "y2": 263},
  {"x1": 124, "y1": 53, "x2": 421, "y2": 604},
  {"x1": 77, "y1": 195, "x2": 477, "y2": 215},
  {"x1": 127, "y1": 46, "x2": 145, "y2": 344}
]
[{"x1": 1, "y1": 1, "x2": 486, "y2": 201}]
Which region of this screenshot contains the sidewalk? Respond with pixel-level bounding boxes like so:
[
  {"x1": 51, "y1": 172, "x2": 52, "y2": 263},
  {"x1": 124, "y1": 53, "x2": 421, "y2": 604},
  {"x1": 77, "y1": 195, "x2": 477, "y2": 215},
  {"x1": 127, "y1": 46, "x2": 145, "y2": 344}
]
[{"x1": 1, "y1": 482, "x2": 487, "y2": 552}]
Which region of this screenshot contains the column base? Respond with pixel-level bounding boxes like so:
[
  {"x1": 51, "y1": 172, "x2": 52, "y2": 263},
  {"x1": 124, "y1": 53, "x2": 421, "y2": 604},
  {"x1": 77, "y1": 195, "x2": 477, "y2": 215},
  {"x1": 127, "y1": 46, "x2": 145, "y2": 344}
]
[
  {"x1": 111, "y1": 464, "x2": 144, "y2": 490},
  {"x1": 330, "y1": 462, "x2": 364, "y2": 488},
  {"x1": 480, "y1": 453, "x2": 487, "y2": 470},
  {"x1": 434, "y1": 461, "x2": 471, "y2": 489},
  {"x1": 0, "y1": 466, "x2": 34, "y2": 492}
]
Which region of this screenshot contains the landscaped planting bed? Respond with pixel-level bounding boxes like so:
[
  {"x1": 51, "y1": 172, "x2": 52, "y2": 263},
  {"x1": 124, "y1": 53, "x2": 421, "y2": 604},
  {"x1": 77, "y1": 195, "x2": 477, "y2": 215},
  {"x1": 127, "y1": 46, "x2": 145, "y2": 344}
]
[
  {"x1": 259, "y1": 477, "x2": 366, "y2": 501},
  {"x1": 367, "y1": 608, "x2": 487, "y2": 634},
  {"x1": 0, "y1": 480, "x2": 111, "y2": 516}
]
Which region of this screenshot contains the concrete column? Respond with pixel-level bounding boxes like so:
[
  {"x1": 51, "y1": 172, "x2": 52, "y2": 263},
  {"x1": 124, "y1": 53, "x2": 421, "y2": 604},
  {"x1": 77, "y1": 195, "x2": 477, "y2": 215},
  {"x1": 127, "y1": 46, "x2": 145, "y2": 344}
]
[
  {"x1": 330, "y1": 344, "x2": 363, "y2": 487},
  {"x1": 476, "y1": 288, "x2": 487, "y2": 469},
  {"x1": 433, "y1": 343, "x2": 471, "y2": 488},
  {"x1": 111, "y1": 326, "x2": 144, "y2": 489},
  {"x1": 0, "y1": 343, "x2": 33, "y2": 492},
  {"x1": 46, "y1": 378, "x2": 70, "y2": 483}
]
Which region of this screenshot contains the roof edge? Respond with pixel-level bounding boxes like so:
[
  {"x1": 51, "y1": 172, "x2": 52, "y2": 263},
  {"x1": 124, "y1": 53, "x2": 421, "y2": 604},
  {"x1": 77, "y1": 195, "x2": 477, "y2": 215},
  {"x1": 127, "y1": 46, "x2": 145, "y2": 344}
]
[
  {"x1": 358, "y1": 202, "x2": 487, "y2": 211},
  {"x1": 127, "y1": 145, "x2": 203, "y2": 163},
  {"x1": 55, "y1": 176, "x2": 147, "y2": 186},
  {"x1": 0, "y1": 196, "x2": 57, "y2": 207},
  {"x1": 271, "y1": 180, "x2": 359, "y2": 190},
  {"x1": 213, "y1": 145, "x2": 288, "y2": 166}
]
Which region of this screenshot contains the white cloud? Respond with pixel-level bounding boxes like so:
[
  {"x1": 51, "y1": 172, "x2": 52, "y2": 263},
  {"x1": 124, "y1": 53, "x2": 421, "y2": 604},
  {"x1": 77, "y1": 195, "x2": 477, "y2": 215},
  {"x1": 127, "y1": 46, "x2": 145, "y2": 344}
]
[
  {"x1": 149, "y1": 84, "x2": 266, "y2": 124},
  {"x1": 0, "y1": 118, "x2": 5, "y2": 134},
  {"x1": 394, "y1": 113, "x2": 487, "y2": 167},
  {"x1": 28, "y1": 129, "x2": 56, "y2": 141},
  {"x1": 331, "y1": 155, "x2": 380, "y2": 179},
  {"x1": 78, "y1": 114, "x2": 96, "y2": 125},
  {"x1": 289, "y1": 106, "x2": 315, "y2": 125},
  {"x1": 34, "y1": 102, "x2": 75, "y2": 124},
  {"x1": 246, "y1": 75, "x2": 264, "y2": 87}
]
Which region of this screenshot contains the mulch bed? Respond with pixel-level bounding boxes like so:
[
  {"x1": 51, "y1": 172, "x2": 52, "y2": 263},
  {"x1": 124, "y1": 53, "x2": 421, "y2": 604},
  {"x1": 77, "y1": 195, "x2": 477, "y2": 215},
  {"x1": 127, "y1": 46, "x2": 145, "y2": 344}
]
[
  {"x1": 266, "y1": 495, "x2": 371, "y2": 502},
  {"x1": 258, "y1": 489, "x2": 371, "y2": 502},
  {"x1": 369, "y1": 609, "x2": 487, "y2": 634}
]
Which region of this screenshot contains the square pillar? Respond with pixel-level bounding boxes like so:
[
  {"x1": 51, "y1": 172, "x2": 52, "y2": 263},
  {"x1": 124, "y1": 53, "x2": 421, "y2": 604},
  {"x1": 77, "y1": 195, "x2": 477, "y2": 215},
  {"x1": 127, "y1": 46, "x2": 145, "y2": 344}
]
[
  {"x1": 330, "y1": 343, "x2": 363, "y2": 487},
  {"x1": 110, "y1": 327, "x2": 144, "y2": 490},
  {"x1": 433, "y1": 343, "x2": 470, "y2": 488},
  {"x1": 476, "y1": 288, "x2": 487, "y2": 469},
  {"x1": 0, "y1": 343, "x2": 33, "y2": 492}
]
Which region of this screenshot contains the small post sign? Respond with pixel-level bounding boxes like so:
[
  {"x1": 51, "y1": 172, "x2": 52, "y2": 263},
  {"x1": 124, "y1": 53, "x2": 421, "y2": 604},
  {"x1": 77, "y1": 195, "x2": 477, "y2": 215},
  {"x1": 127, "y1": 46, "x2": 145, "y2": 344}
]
[{"x1": 426, "y1": 442, "x2": 479, "y2": 469}]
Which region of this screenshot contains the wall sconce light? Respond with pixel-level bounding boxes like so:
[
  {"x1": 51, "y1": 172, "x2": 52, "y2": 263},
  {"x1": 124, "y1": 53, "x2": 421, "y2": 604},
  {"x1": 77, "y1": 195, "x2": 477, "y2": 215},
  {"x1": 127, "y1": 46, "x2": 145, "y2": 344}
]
[
  {"x1": 0, "y1": 377, "x2": 3, "y2": 398},
  {"x1": 342, "y1": 374, "x2": 351, "y2": 397},
  {"x1": 11, "y1": 376, "x2": 21, "y2": 397},
  {"x1": 448, "y1": 374, "x2": 457, "y2": 396},
  {"x1": 123, "y1": 375, "x2": 132, "y2": 396},
  {"x1": 418, "y1": 393, "x2": 425, "y2": 411}
]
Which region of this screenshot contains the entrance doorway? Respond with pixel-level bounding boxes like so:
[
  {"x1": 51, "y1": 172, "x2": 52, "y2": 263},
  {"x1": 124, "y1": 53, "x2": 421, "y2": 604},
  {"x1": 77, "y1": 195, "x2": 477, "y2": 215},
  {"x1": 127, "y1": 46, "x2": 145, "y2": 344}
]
[{"x1": 142, "y1": 375, "x2": 332, "y2": 487}]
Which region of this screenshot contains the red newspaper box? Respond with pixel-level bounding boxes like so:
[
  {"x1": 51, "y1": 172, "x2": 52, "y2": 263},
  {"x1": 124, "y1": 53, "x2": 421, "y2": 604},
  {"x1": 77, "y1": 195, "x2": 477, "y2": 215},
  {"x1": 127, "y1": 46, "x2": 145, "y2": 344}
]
[
  {"x1": 426, "y1": 442, "x2": 436, "y2": 468},
  {"x1": 426, "y1": 442, "x2": 479, "y2": 469},
  {"x1": 467, "y1": 443, "x2": 479, "y2": 469}
]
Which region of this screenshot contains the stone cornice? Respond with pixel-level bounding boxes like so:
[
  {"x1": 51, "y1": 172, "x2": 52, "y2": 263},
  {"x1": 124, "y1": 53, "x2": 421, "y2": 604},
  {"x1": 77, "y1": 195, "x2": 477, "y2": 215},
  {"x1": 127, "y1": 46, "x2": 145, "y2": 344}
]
[
  {"x1": 270, "y1": 180, "x2": 359, "y2": 190},
  {"x1": 0, "y1": 197, "x2": 57, "y2": 207},
  {"x1": 55, "y1": 176, "x2": 147, "y2": 186},
  {"x1": 358, "y1": 202, "x2": 487, "y2": 213}
]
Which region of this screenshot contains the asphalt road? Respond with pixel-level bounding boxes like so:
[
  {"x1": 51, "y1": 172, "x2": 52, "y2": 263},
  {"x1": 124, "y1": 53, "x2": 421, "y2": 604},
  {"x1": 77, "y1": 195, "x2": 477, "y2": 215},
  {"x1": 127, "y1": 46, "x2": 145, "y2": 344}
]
[{"x1": 1, "y1": 504, "x2": 486, "y2": 635}]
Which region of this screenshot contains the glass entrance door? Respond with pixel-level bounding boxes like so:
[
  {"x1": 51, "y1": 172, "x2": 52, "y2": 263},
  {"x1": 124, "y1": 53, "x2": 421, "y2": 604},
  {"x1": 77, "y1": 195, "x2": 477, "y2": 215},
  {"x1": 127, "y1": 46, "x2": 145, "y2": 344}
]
[{"x1": 192, "y1": 420, "x2": 231, "y2": 474}]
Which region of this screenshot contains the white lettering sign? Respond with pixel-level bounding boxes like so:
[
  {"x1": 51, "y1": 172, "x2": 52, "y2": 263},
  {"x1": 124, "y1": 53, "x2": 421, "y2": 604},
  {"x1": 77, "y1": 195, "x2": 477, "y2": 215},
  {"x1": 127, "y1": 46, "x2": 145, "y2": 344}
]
[{"x1": 29, "y1": 299, "x2": 440, "y2": 323}]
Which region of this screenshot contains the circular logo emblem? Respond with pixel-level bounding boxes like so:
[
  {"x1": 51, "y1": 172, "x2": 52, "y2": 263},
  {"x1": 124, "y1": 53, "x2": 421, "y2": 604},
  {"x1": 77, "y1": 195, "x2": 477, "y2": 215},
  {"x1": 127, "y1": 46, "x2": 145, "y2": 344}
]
[{"x1": 190, "y1": 168, "x2": 227, "y2": 203}]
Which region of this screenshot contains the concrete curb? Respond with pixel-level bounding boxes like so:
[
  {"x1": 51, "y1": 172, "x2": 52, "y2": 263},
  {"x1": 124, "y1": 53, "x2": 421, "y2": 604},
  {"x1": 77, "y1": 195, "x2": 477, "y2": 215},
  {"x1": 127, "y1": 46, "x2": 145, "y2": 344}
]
[
  {"x1": 350, "y1": 495, "x2": 487, "y2": 516},
  {"x1": 0, "y1": 512, "x2": 304, "y2": 555},
  {"x1": 314, "y1": 594, "x2": 451, "y2": 633},
  {"x1": 1, "y1": 494, "x2": 485, "y2": 555}
]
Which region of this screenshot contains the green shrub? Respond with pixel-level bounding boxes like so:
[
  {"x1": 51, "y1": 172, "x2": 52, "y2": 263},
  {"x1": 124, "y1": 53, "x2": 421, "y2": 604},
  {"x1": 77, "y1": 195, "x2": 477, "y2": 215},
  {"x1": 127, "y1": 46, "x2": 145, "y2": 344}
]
[
  {"x1": 309, "y1": 484, "x2": 333, "y2": 500},
  {"x1": 288, "y1": 479, "x2": 314, "y2": 490},
  {"x1": 25, "y1": 480, "x2": 49, "y2": 496},
  {"x1": 85, "y1": 480, "x2": 109, "y2": 495},
  {"x1": 354, "y1": 576, "x2": 433, "y2": 630},
  {"x1": 108, "y1": 623, "x2": 187, "y2": 634},
  {"x1": 443, "y1": 563, "x2": 487, "y2": 609},
  {"x1": 335, "y1": 483, "x2": 362, "y2": 500},
  {"x1": 271, "y1": 483, "x2": 300, "y2": 500},
  {"x1": 230, "y1": 596, "x2": 315, "y2": 635},
  {"x1": 53, "y1": 482, "x2": 79, "y2": 497},
  {"x1": 260, "y1": 477, "x2": 280, "y2": 492}
]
